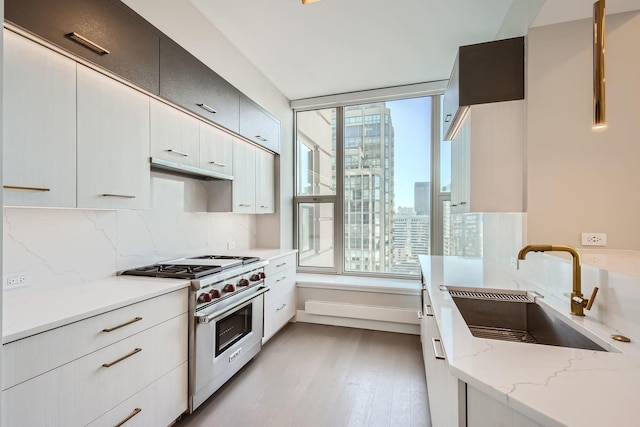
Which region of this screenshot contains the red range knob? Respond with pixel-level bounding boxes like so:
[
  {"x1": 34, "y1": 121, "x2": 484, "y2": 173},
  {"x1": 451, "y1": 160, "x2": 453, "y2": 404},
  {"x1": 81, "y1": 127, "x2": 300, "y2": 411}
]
[
  {"x1": 238, "y1": 279, "x2": 250, "y2": 287},
  {"x1": 198, "y1": 293, "x2": 212, "y2": 303},
  {"x1": 249, "y1": 274, "x2": 261, "y2": 281},
  {"x1": 223, "y1": 284, "x2": 235, "y2": 292},
  {"x1": 209, "y1": 289, "x2": 221, "y2": 298},
  {"x1": 259, "y1": 272, "x2": 266, "y2": 279}
]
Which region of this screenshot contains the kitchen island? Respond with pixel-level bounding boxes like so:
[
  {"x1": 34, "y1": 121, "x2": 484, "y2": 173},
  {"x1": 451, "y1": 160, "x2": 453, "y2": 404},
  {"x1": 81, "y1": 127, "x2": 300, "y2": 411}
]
[{"x1": 419, "y1": 255, "x2": 640, "y2": 426}]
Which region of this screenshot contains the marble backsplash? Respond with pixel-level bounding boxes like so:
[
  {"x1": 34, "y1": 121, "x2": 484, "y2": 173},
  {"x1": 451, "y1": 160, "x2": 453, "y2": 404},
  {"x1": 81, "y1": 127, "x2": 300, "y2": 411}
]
[{"x1": 3, "y1": 172, "x2": 257, "y2": 289}]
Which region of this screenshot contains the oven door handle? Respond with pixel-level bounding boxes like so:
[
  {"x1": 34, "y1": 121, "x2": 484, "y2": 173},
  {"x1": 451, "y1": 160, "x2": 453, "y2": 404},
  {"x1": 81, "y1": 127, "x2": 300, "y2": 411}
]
[{"x1": 196, "y1": 286, "x2": 270, "y2": 324}]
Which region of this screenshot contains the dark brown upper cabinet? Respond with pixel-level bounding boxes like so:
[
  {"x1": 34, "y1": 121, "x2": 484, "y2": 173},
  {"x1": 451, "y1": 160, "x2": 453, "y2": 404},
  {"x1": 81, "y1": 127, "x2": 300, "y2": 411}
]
[
  {"x1": 443, "y1": 36, "x2": 524, "y2": 141},
  {"x1": 239, "y1": 95, "x2": 280, "y2": 154},
  {"x1": 5, "y1": 0, "x2": 161, "y2": 94},
  {"x1": 159, "y1": 38, "x2": 240, "y2": 134}
]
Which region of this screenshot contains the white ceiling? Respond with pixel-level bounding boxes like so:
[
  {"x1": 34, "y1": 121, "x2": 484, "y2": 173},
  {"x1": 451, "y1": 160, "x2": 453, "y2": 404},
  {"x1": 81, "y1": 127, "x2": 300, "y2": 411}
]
[
  {"x1": 531, "y1": 0, "x2": 640, "y2": 27},
  {"x1": 124, "y1": 0, "x2": 640, "y2": 102}
]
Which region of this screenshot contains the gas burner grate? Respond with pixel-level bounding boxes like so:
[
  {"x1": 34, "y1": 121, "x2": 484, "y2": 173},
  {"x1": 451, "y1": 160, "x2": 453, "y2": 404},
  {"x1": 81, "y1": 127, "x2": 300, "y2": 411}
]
[
  {"x1": 122, "y1": 264, "x2": 222, "y2": 279},
  {"x1": 190, "y1": 255, "x2": 260, "y2": 265}
]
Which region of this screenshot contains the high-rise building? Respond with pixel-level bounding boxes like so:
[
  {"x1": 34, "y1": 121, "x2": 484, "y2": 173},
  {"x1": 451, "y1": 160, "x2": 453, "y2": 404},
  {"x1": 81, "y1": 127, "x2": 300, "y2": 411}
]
[
  {"x1": 414, "y1": 182, "x2": 431, "y2": 215},
  {"x1": 342, "y1": 103, "x2": 395, "y2": 272},
  {"x1": 392, "y1": 207, "x2": 430, "y2": 275}
]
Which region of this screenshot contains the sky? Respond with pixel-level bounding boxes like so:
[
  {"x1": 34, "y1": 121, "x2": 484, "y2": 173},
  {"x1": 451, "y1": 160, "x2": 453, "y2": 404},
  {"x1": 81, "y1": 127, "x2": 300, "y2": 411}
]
[{"x1": 385, "y1": 97, "x2": 451, "y2": 209}]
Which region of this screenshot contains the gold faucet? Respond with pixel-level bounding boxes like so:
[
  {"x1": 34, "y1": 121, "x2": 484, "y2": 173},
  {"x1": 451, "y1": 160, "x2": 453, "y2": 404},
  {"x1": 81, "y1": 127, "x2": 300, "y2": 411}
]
[{"x1": 517, "y1": 245, "x2": 599, "y2": 316}]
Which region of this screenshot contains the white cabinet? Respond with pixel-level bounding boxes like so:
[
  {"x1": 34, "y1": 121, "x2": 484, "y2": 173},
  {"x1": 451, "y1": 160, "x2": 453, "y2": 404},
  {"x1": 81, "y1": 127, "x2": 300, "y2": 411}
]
[
  {"x1": 256, "y1": 148, "x2": 275, "y2": 213},
  {"x1": 207, "y1": 139, "x2": 275, "y2": 214},
  {"x1": 3, "y1": 32, "x2": 150, "y2": 210},
  {"x1": 3, "y1": 30, "x2": 77, "y2": 207},
  {"x1": 150, "y1": 99, "x2": 236, "y2": 180},
  {"x1": 450, "y1": 100, "x2": 524, "y2": 214},
  {"x1": 87, "y1": 363, "x2": 188, "y2": 427},
  {"x1": 232, "y1": 139, "x2": 257, "y2": 213},
  {"x1": 2, "y1": 289, "x2": 188, "y2": 427},
  {"x1": 263, "y1": 253, "x2": 296, "y2": 343},
  {"x1": 150, "y1": 98, "x2": 200, "y2": 167},
  {"x1": 420, "y1": 290, "x2": 466, "y2": 427},
  {"x1": 200, "y1": 122, "x2": 233, "y2": 176},
  {"x1": 466, "y1": 385, "x2": 542, "y2": 427},
  {"x1": 76, "y1": 65, "x2": 151, "y2": 209}
]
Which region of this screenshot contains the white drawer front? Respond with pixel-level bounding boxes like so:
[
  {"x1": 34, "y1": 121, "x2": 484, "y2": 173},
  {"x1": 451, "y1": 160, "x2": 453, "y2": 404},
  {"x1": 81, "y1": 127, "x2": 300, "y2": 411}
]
[
  {"x1": 87, "y1": 362, "x2": 187, "y2": 427},
  {"x1": 263, "y1": 291, "x2": 296, "y2": 343},
  {"x1": 3, "y1": 288, "x2": 188, "y2": 390},
  {"x1": 2, "y1": 313, "x2": 188, "y2": 427},
  {"x1": 264, "y1": 253, "x2": 296, "y2": 278},
  {"x1": 265, "y1": 269, "x2": 296, "y2": 307}
]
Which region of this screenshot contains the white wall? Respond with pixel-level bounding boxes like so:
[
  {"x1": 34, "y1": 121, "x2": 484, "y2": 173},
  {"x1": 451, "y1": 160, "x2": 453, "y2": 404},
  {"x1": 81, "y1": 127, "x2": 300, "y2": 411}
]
[{"x1": 526, "y1": 11, "x2": 640, "y2": 249}]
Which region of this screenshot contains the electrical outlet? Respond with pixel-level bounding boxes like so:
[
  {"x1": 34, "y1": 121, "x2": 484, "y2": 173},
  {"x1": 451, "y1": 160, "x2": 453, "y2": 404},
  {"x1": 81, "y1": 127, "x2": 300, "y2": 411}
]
[
  {"x1": 227, "y1": 242, "x2": 236, "y2": 250},
  {"x1": 3, "y1": 272, "x2": 31, "y2": 290},
  {"x1": 581, "y1": 232, "x2": 607, "y2": 246}
]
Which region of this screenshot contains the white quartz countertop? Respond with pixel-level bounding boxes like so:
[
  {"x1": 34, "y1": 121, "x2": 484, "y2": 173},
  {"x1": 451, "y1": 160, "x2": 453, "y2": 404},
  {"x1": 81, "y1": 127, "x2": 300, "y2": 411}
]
[
  {"x1": 2, "y1": 249, "x2": 295, "y2": 344},
  {"x1": 3, "y1": 276, "x2": 190, "y2": 344},
  {"x1": 419, "y1": 255, "x2": 640, "y2": 427}
]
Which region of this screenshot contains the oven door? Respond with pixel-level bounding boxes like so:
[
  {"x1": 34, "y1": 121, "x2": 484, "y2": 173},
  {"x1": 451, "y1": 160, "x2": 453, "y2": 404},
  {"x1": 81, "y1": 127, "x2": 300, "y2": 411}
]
[{"x1": 192, "y1": 286, "x2": 269, "y2": 410}]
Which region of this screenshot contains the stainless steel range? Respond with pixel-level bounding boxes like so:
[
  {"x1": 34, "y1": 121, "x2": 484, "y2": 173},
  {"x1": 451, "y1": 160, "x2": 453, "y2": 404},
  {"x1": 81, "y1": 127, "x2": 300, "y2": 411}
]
[{"x1": 121, "y1": 255, "x2": 269, "y2": 412}]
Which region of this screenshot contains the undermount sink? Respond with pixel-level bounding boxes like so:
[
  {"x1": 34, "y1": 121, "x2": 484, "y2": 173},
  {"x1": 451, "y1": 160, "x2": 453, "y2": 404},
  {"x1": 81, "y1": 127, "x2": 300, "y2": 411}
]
[{"x1": 448, "y1": 287, "x2": 608, "y2": 352}]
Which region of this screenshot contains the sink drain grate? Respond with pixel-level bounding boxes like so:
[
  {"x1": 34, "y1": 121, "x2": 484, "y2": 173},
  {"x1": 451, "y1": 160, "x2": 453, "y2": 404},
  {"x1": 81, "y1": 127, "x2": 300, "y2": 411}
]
[
  {"x1": 449, "y1": 290, "x2": 533, "y2": 302},
  {"x1": 468, "y1": 325, "x2": 538, "y2": 344}
]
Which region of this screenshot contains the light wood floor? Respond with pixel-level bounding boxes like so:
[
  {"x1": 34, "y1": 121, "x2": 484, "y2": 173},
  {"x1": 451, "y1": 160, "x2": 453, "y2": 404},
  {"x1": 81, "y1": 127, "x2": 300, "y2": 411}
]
[{"x1": 177, "y1": 322, "x2": 431, "y2": 427}]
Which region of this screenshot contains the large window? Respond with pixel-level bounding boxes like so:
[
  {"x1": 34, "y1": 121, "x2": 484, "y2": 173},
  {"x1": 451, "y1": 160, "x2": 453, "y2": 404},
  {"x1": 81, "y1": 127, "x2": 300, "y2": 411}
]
[{"x1": 295, "y1": 95, "x2": 449, "y2": 277}]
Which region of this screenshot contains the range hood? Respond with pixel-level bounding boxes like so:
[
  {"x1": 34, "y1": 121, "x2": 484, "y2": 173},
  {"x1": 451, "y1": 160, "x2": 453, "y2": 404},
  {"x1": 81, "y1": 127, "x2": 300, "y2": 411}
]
[{"x1": 150, "y1": 157, "x2": 234, "y2": 181}]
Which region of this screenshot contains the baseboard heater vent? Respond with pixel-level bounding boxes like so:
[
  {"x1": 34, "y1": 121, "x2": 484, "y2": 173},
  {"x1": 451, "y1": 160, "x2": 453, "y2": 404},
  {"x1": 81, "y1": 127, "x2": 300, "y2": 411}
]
[{"x1": 304, "y1": 300, "x2": 419, "y2": 324}]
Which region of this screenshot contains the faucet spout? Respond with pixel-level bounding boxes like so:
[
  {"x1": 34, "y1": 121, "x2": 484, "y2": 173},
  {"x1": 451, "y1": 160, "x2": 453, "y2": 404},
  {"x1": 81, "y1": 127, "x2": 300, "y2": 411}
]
[{"x1": 517, "y1": 244, "x2": 597, "y2": 316}]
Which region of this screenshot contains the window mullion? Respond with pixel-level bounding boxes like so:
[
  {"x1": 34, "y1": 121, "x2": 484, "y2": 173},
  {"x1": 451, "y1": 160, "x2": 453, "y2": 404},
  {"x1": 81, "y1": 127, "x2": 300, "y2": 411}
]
[{"x1": 334, "y1": 106, "x2": 345, "y2": 275}]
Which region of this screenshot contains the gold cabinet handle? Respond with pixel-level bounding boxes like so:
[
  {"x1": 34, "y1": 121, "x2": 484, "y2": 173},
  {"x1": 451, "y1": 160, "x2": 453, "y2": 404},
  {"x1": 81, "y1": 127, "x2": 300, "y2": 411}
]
[
  {"x1": 197, "y1": 103, "x2": 217, "y2": 114},
  {"x1": 276, "y1": 303, "x2": 287, "y2": 312},
  {"x1": 255, "y1": 135, "x2": 267, "y2": 142},
  {"x1": 102, "y1": 348, "x2": 142, "y2": 368},
  {"x1": 166, "y1": 149, "x2": 190, "y2": 157},
  {"x1": 4, "y1": 185, "x2": 50, "y2": 192},
  {"x1": 209, "y1": 160, "x2": 226, "y2": 167},
  {"x1": 102, "y1": 317, "x2": 143, "y2": 333},
  {"x1": 101, "y1": 194, "x2": 136, "y2": 199},
  {"x1": 115, "y1": 408, "x2": 142, "y2": 427},
  {"x1": 66, "y1": 32, "x2": 110, "y2": 55}
]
